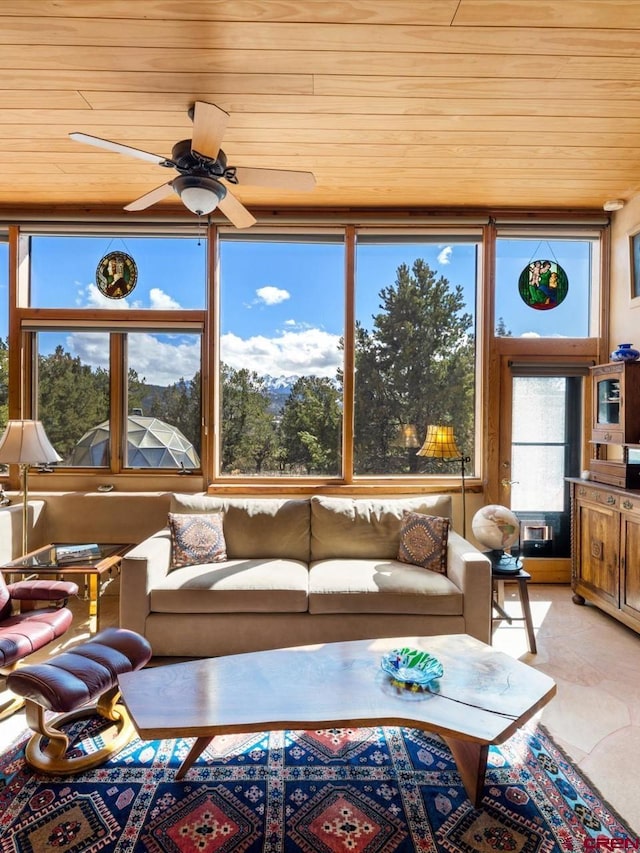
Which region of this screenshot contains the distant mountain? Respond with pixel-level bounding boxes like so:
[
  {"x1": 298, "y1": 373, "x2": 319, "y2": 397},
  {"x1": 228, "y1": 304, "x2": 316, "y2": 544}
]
[
  {"x1": 262, "y1": 374, "x2": 300, "y2": 391},
  {"x1": 262, "y1": 375, "x2": 299, "y2": 413},
  {"x1": 136, "y1": 375, "x2": 299, "y2": 418}
]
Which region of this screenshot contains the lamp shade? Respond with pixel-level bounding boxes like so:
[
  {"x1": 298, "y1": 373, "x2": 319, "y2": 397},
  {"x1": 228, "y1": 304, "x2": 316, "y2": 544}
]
[
  {"x1": 392, "y1": 424, "x2": 420, "y2": 449},
  {"x1": 173, "y1": 175, "x2": 227, "y2": 215},
  {"x1": 0, "y1": 420, "x2": 61, "y2": 465},
  {"x1": 416, "y1": 424, "x2": 461, "y2": 459}
]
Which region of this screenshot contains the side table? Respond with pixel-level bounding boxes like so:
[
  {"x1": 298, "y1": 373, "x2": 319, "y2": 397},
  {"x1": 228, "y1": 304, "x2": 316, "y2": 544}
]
[
  {"x1": 492, "y1": 567, "x2": 537, "y2": 654},
  {"x1": 1, "y1": 543, "x2": 132, "y2": 635}
]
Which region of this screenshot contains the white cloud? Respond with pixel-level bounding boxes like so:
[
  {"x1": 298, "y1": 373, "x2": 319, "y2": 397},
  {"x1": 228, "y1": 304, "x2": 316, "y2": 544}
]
[
  {"x1": 520, "y1": 331, "x2": 568, "y2": 338},
  {"x1": 221, "y1": 327, "x2": 342, "y2": 378},
  {"x1": 149, "y1": 288, "x2": 182, "y2": 310},
  {"x1": 65, "y1": 284, "x2": 338, "y2": 384},
  {"x1": 83, "y1": 283, "x2": 132, "y2": 309},
  {"x1": 127, "y1": 333, "x2": 199, "y2": 385},
  {"x1": 256, "y1": 286, "x2": 290, "y2": 305},
  {"x1": 437, "y1": 245, "x2": 453, "y2": 265},
  {"x1": 67, "y1": 330, "x2": 200, "y2": 386},
  {"x1": 79, "y1": 283, "x2": 180, "y2": 311},
  {"x1": 279, "y1": 319, "x2": 312, "y2": 332}
]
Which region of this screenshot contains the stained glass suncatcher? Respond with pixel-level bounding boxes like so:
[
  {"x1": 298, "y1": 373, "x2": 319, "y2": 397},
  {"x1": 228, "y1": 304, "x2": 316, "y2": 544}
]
[{"x1": 518, "y1": 259, "x2": 568, "y2": 310}]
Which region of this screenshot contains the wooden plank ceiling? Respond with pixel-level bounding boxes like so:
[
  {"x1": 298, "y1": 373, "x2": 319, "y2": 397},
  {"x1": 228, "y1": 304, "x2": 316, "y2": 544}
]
[{"x1": 1, "y1": 0, "x2": 640, "y2": 218}]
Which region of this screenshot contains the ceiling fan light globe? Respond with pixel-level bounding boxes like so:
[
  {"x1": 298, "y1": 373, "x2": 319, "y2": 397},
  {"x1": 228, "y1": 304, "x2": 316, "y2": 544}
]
[{"x1": 173, "y1": 175, "x2": 227, "y2": 215}]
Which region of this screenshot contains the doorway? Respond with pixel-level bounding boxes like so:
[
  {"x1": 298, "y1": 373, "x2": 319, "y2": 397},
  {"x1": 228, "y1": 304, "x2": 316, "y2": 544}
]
[{"x1": 499, "y1": 363, "x2": 587, "y2": 580}]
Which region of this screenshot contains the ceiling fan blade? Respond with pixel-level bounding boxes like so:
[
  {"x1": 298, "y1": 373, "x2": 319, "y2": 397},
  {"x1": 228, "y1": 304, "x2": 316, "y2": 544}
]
[
  {"x1": 217, "y1": 189, "x2": 257, "y2": 229},
  {"x1": 233, "y1": 165, "x2": 316, "y2": 192},
  {"x1": 69, "y1": 132, "x2": 169, "y2": 166},
  {"x1": 124, "y1": 182, "x2": 175, "y2": 212},
  {"x1": 191, "y1": 101, "x2": 230, "y2": 159}
]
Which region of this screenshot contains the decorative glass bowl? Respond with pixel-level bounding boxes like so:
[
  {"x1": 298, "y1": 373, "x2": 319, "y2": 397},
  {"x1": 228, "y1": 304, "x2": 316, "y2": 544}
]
[{"x1": 380, "y1": 647, "x2": 444, "y2": 686}]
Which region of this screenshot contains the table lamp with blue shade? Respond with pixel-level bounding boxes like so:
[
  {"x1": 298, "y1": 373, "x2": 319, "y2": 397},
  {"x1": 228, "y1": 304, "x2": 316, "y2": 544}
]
[{"x1": 0, "y1": 420, "x2": 61, "y2": 555}]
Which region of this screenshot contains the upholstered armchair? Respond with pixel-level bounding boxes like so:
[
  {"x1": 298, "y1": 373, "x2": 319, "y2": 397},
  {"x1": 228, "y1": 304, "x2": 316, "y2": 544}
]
[{"x1": 0, "y1": 572, "x2": 78, "y2": 718}]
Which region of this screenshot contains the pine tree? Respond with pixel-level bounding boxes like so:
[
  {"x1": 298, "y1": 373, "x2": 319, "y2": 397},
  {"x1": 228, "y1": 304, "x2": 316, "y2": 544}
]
[
  {"x1": 354, "y1": 259, "x2": 475, "y2": 473},
  {"x1": 220, "y1": 364, "x2": 277, "y2": 473},
  {"x1": 279, "y1": 376, "x2": 341, "y2": 474},
  {"x1": 38, "y1": 346, "x2": 110, "y2": 460}
]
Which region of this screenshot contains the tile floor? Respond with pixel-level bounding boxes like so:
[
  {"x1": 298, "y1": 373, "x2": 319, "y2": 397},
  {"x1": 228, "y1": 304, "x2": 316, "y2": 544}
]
[{"x1": 1, "y1": 583, "x2": 639, "y2": 833}]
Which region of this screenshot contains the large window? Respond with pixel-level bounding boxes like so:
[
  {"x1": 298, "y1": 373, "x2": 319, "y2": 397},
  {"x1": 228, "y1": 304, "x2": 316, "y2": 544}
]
[
  {"x1": 495, "y1": 235, "x2": 597, "y2": 338},
  {"x1": 1, "y1": 220, "x2": 605, "y2": 490},
  {"x1": 34, "y1": 328, "x2": 204, "y2": 471},
  {"x1": 126, "y1": 331, "x2": 202, "y2": 469},
  {"x1": 37, "y1": 331, "x2": 110, "y2": 466},
  {"x1": 29, "y1": 235, "x2": 206, "y2": 309},
  {"x1": 354, "y1": 234, "x2": 479, "y2": 476},
  {"x1": 20, "y1": 231, "x2": 206, "y2": 476},
  {"x1": 218, "y1": 232, "x2": 344, "y2": 477}
]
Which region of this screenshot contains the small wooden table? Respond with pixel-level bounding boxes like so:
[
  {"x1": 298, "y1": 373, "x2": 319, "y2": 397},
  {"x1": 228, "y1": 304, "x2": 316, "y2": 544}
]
[
  {"x1": 118, "y1": 634, "x2": 556, "y2": 807},
  {"x1": 1, "y1": 543, "x2": 131, "y2": 634},
  {"x1": 492, "y1": 567, "x2": 538, "y2": 654}
]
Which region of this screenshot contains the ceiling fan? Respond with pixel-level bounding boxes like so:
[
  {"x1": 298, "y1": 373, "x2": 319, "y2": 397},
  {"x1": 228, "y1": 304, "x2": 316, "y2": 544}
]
[{"x1": 69, "y1": 101, "x2": 316, "y2": 228}]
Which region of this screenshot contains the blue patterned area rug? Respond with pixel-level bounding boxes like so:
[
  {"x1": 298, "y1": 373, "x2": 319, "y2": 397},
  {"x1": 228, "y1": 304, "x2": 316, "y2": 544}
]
[{"x1": 0, "y1": 721, "x2": 634, "y2": 852}]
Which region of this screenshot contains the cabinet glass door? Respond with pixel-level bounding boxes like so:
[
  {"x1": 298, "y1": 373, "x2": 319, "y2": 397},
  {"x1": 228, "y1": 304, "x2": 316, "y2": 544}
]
[{"x1": 596, "y1": 376, "x2": 620, "y2": 427}]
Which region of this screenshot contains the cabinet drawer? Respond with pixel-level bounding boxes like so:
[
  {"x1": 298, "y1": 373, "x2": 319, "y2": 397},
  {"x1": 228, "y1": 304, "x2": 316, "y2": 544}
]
[
  {"x1": 575, "y1": 485, "x2": 619, "y2": 509},
  {"x1": 620, "y1": 494, "x2": 640, "y2": 520},
  {"x1": 589, "y1": 460, "x2": 640, "y2": 489},
  {"x1": 592, "y1": 426, "x2": 625, "y2": 444}
]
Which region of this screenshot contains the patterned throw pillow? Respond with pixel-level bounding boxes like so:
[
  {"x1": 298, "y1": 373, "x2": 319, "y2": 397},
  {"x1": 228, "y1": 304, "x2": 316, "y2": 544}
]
[
  {"x1": 397, "y1": 511, "x2": 450, "y2": 573},
  {"x1": 168, "y1": 512, "x2": 227, "y2": 569}
]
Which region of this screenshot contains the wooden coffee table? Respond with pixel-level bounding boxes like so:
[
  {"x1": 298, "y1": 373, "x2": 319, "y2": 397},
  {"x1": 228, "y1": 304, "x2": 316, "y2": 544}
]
[{"x1": 118, "y1": 633, "x2": 555, "y2": 807}]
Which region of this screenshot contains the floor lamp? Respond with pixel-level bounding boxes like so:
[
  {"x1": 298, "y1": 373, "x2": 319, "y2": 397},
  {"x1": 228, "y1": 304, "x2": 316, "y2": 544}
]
[
  {"x1": 0, "y1": 420, "x2": 61, "y2": 555},
  {"x1": 416, "y1": 424, "x2": 471, "y2": 538}
]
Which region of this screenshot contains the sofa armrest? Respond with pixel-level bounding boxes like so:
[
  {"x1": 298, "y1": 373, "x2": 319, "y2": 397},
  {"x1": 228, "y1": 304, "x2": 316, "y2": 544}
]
[
  {"x1": 119, "y1": 529, "x2": 172, "y2": 635},
  {"x1": 446, "y1": 531, "x2": 492, "y2": 644},
  {"x1": 0, "y1": 500, "x2": 47, "y2": 562}
]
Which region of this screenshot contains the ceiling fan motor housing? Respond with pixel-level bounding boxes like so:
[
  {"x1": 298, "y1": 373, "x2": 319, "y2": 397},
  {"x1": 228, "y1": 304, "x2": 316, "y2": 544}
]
[{"x1": 171, "y1": 139, "x2": 228, "y2": 176}]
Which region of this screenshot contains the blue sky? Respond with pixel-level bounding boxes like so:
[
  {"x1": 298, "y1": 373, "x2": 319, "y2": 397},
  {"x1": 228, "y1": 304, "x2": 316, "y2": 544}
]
[{"x1": 0, "y1": 233, "x2": 594, "y2": 386}]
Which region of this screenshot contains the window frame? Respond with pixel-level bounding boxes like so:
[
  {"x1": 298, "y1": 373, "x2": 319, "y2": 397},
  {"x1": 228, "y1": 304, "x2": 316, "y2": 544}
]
[{"x1": 0, "y1": 217, "x2": 608, "y2": 497}]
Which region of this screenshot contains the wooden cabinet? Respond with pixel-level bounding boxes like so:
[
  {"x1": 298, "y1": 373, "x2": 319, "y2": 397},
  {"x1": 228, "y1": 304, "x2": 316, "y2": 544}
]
[
  {"x1": 570, "y1": 361, "x2": 640, "y2": 630},
  {"x1": 589, "y1": 361, "x2": 640, "y2": 488},
  {"x1": 569, "y1": 479, "x2": 640, "y2": 633},
  {"x1": 591, "y1": 361, "x2": 640, "y2": 444},
  {"x1": 620, "y1": 512, "x2": 640, "y2": 622}
]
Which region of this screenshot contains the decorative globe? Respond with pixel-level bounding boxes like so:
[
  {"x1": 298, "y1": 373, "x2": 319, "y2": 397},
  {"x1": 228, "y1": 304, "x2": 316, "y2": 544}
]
[{"x1": 471, "y1": 505, "x2": 520, "y2": 552}]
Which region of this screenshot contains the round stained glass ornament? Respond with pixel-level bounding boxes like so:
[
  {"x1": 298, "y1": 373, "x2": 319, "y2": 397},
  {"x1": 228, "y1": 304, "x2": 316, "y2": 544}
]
[
  {"x1": 518, "y1": 259, "x2": 568, "y2": 311},
  {"x1": 96, "y1": 251, "x2": 138, "y2": 300}
]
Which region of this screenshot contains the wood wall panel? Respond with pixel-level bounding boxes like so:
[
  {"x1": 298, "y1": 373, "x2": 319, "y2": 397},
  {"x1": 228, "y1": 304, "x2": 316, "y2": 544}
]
[
  {"x1": 3, "y1": 20, "x2": 640, "y2": 57},
  {"x1": 8, "y1": 1, "x2": 461, "y2": 26}
]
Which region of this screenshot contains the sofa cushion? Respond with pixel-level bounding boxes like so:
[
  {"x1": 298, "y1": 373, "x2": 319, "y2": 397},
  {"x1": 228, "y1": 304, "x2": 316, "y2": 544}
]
[
  {"x1": 397, "y1": 512, "x2": 449, "y2": 573},
  {"x1": 310, "y1": 495, "x2": 452, "y2": 561},
  {"x1": 168, "y1": 512, "x2": 227, "y2": 569},
  {"x1": 170, "y1": 494, "x2": 310, "y2": 562},
  {"x1": 150, "y1": 558, "x2": 309, "y2": 613},
  {"x1": 308, "y1": 558, "x2": 462, "y2": 616}
]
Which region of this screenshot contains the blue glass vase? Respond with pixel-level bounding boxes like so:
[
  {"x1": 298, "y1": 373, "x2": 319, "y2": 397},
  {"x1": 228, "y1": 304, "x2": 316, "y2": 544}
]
[{"x1": 611, "y1": 343, "x2": 640, "y2": 361}]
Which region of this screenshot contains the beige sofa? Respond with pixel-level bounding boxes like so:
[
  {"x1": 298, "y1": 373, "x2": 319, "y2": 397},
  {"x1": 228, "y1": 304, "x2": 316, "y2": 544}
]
[{"x1": 120, "y1": 493, "x2": 492, "y2": 658}]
